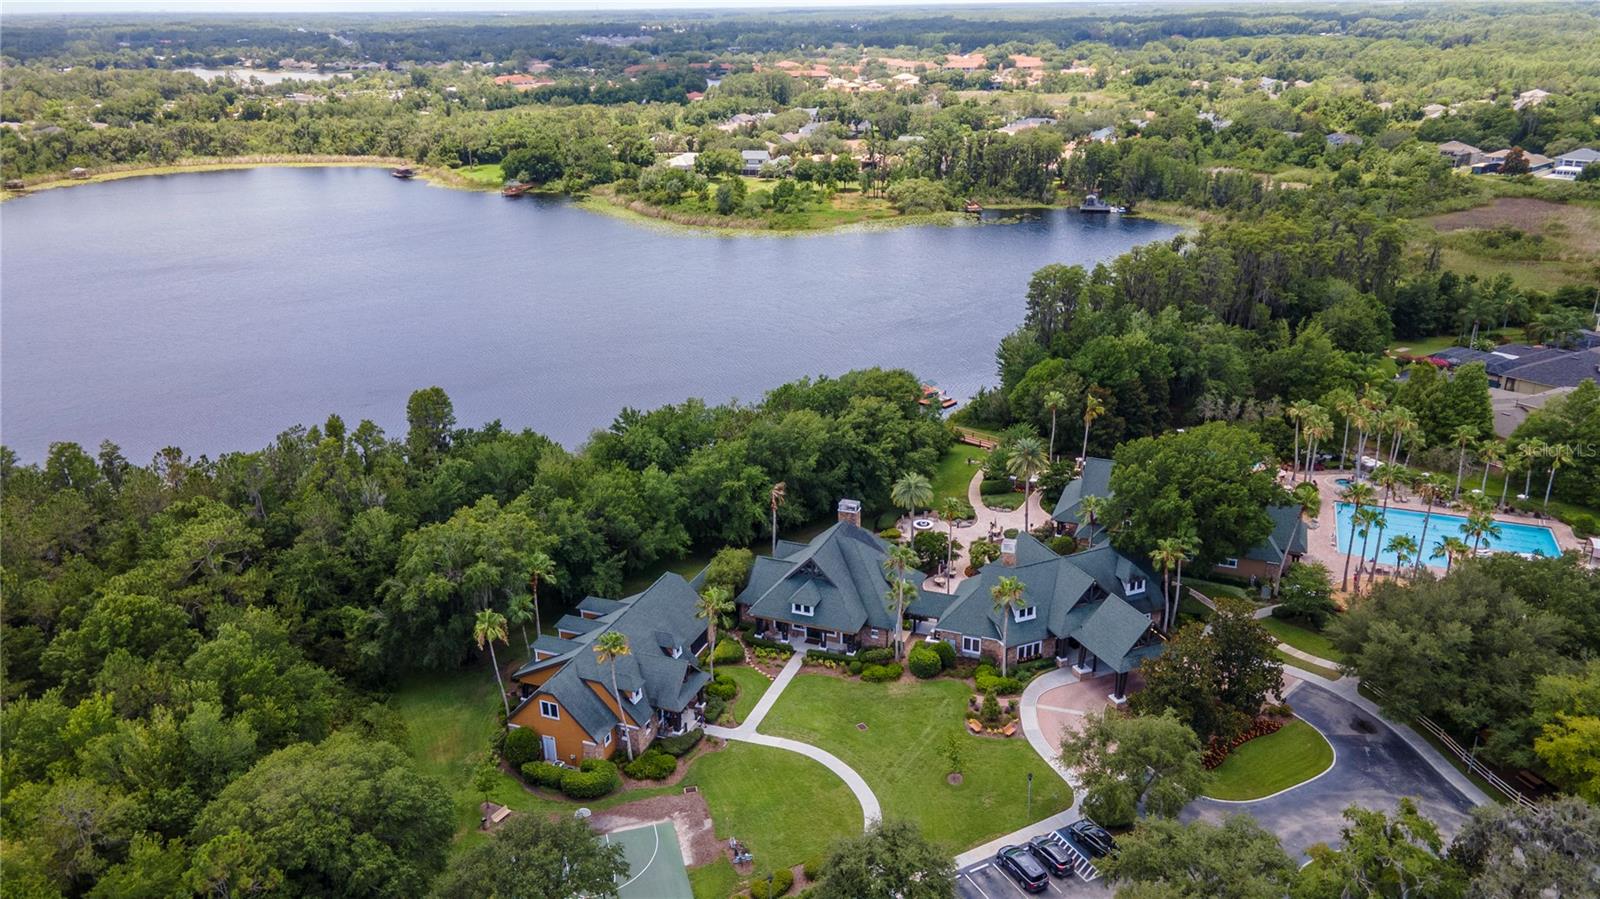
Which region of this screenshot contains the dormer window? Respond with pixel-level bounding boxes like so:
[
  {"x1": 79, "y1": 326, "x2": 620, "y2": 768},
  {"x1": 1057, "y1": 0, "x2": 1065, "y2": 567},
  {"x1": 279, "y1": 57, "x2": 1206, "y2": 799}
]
[
  {"x1": 1126, "y1": 576, "x2": 1146, "y2": 595},
  {"x1": 629, "y1": 689, "x2": 643, "y2": 705},
  {"x1": 791, "y1": 603, "x2": 815, "y2": 617},
  {"x1": 669, "y1": 645, "x2": 682, "y2": 659},
  {"x1": 1013, "y1": 605, "x2": 1036, "y2": 623}
]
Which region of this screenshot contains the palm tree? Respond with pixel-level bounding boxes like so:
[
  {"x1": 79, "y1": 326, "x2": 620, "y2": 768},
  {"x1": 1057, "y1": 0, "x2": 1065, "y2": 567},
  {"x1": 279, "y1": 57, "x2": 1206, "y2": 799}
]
[
  {"x1": 1386, "y1": 535, "x2": 1419, "y2": 576},
  {"x1": 770, "y1": 481, "x2": 786, "y2": 554},
  {"x1": 1542, "y1": 443, "x2": 1573, "y2": 511},
  {"x1": 1303, "y1": 412, "x2": 1333, "y2": 483},
  {"x1": 1349, "y1": 404, "x2": 1373, "y2": 482},
  {"x1": 1080, "y1": 392, "x2": 1105, "y2": 462},
  {"x1": 1007, "y1": 436, "x2": 1048, "y2": 532},
  {"x1": 1369, "y1": 466, "x2": 1403, "y2": 578},
  {"x1": 1327, "y1": 388, "x2": 1358, "y2": 471},
  {"x1": 1452, "y1": 425, "x2": 1479, "y2": 501},
  {"x1": 1498, "y1": 454, "x2": 1516, "y2": 510},
  {"x1": 593, "y1": 630, "x2": 635, "y2": 760},
  {"x1": 1412, "y1": 477, "x2": 1447, "y2": 577},
  {"x1": 1339, "y1": 481, "x2": 1377, "y2": 592},
  {"x1": 1276, "y1": 481, "x2": 1321, "y2": 587},
  {"x1": 1287, "y1": 400, "x2": 1317, "y2": 482},
  {"x1": 1150, "y1": 538, "x2": 1187, "y2": 634},
  {"x1": 1462, "y1": 509, "x2": 1501, "y2": 555},
  {"x1": 696, "y1": 587, "x2": 733, "y2": 675},
  {"x1": 891, "y1": 471, "x2": 934, "y2": 526},
  {"x1": 1387, "y1": 407, "x2": 1418, "y2": 467},
  {"x1": 1043, "y1": 390, "x2": 1067, "y2": 462},
  {"x1": 1518, "y1": 438, "x2": 1547, "y2": 501},
  {"x1": 474, "y1": 609, "x2": 512, "y2": 720},
  {"x1": 1353, "y1": 507, "x2": 1381, "y2": 592},
  {"x1": 882, "y1": 544, "x2": 920, "y2": 659},
  {"x1": 1433, "y1": 536, "x2": 1471, "y2": 572},
  {"x1": 507, "y1": 594, "x2": 536, "y2": 656},
  {"x1": 1077, "y1": 495, "x2": 1109, "y2": 546},
  {"x1": 526, "y1": 551, "x2": 557, "y2": 644},
  {"x1": 990, "y1": 575, "x2": 1027, "y2": 678},
  {"x1": 938, "y1": 496, "x2": 966, "y2": 593},
  {"x1": 1170, "y1": 534, "x2": 1197, "y2": 628},
  {"x1": 1478, "y1": 441, "x2": 1502, "y2": 496}
]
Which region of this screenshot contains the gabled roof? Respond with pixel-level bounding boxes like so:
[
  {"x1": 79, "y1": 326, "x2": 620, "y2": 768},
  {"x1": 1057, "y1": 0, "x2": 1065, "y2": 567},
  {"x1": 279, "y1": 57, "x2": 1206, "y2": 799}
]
[
  {"x1": 1051, "y1": 457, "x2": 1114, "y2": 526},
  {"x1": 1074, "y1": 596, "x2": 1155, "y2": 674},
  {"x1": 514, "y1": 573, "x2": 713, "y2": 744},
  {"x1": 1243, "y1": 505, "x2": 1308, "y2": 565},
  {"x1": 738, "y1": 522, "x2": 926, "y2": 634},
  {"x1": 1498, "y1": 347, "x2": 1600, "y2": 390},
  {"x1": 937, "y1": 537, "x2": 1159, "y2": 665}
]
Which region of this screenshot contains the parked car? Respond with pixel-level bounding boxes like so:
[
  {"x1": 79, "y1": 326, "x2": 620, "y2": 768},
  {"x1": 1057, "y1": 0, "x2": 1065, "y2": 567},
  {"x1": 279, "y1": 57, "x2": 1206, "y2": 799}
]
[
  {"x1": 1066, "y1": 819, "x2": 1116, "y2": 858},
  {"x1": 1028, "y1": 834, "x2": 1074, "y2": 877},
  {"x1": 995, "y1": 844, "x2": 1050, "y2": 893}
]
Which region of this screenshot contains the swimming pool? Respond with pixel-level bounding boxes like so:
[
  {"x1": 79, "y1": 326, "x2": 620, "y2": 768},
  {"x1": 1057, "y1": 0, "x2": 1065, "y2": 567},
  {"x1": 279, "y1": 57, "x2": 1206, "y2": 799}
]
[{"x1": 1333, "y1": 503, "x2": 1561, "y2": 567}]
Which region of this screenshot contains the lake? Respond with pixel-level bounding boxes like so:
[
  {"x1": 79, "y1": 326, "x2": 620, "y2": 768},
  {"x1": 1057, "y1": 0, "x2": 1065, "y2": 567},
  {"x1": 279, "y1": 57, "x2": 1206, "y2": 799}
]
[{"x1": 0, "y1": 167, "x2": 1178, "y2": 461}]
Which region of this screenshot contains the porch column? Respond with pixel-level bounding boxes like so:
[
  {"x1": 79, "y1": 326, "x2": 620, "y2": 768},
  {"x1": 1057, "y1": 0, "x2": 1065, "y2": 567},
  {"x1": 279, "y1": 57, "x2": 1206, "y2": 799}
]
[{"x1": 1110, "y1": 670, "x2": 1129, "y2": 706}]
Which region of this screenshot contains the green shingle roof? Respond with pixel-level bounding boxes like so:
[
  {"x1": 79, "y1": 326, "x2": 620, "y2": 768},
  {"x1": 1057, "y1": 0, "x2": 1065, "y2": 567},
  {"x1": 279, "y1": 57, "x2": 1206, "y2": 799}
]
[
  {"x1": 738, "y1": 522, "x2": 926, "y2": 635},
  {"x1": 1242, "y1": 504, "x2": 1308, "y2": 565},
  {"x1": 1051, "y1": 457, "x2": 1114, "y2": 524}
]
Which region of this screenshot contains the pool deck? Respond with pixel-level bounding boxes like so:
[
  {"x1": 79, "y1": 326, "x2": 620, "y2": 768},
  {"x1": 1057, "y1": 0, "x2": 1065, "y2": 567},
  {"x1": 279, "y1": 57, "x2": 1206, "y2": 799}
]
[{"x1": 1298, "y1": 469, "x2": 1586, "y2": 592}]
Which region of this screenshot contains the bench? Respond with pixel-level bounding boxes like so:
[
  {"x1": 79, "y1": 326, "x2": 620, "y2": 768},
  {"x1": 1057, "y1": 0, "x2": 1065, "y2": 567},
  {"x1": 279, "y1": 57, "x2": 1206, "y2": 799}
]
[
  {"x1": 1001, "y1": 722, "x2": 1018, "y2": 737},
  {"x1": 966, "y1": 718, "x2": 983, "y2": 734}
]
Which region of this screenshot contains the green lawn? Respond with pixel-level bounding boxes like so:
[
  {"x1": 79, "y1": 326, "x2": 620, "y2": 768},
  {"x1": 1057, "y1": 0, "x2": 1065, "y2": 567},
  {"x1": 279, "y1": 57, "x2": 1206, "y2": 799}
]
[
  {"x1": 689, "y1": 860, "x2": 742, "y2": 899},
  {"x1": 761, "y1": 675, "x2": 1073, "y2": 853},
  {"x1": 1387, "y1": 327, "x2": 1518, "y2": 357},
  {"x1": 1259, "y1": 616, "x2": 1344, "y2": 665},
  {"x1": 980, "y1": 491, "x2": 1026, "y2": 511},
  {"x1": 621, "y1": 551, "x2": 716, "y2": 595},
  {"x1": 1203, "y1": 719, "x2": 1334, "y2": 800},
  {"x1": 1183, "y1": 578, "x2": 1251, "y2": 601},
  {"x1": 933, "y1": 443, "x2": 988, "y2": 504},
  {"x1": 681, "y1": 742, "x2": 860, "y2": 872},
  {"x1": 718, "y1": 664, "x2": 772, "y2": 725},
  {"x1": 454, "y1": 163, "x2": 506, "y2": 187}
]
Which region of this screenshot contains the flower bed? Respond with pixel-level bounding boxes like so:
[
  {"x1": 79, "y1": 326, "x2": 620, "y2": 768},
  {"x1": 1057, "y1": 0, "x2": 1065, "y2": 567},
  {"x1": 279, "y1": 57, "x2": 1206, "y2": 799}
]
[{"x1": 1202, "y1": 717, "x2": 1285, "y2": 769}]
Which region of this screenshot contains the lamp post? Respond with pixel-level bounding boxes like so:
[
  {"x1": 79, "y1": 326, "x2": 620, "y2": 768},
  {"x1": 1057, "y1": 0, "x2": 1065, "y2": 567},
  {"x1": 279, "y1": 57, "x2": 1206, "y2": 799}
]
[{"x1": 1027, "y1": 771, "x2": 1033, "y2": 817}]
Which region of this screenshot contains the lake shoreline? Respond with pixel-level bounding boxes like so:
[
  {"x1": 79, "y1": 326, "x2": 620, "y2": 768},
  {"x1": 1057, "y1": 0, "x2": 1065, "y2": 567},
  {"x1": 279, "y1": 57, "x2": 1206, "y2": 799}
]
[{"x1": 5, "y1": 156, "x2": 1204, "y2": 234}]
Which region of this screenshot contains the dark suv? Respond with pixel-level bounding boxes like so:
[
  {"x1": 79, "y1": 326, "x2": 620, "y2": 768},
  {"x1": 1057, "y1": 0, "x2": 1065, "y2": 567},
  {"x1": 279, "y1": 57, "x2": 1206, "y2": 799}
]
[
  {"x1": 995, "y1": 844, "x2": 1050, "y2": 893},
  {"x1": 1066, "y1": 819, "x2": 1117, "y2": 858},
  {"x1": 1028, "y1": 834, "x2": 1074, "y2": 877}
]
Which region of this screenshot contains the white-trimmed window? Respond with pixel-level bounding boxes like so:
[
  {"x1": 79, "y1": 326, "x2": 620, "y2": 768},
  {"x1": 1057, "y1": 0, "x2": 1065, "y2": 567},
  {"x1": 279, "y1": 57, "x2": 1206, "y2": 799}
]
[
  {"x1": 1018, "y1": 641, "x2": 1043, "y2": 661},
  {"x1": 602, "y1": 731, "x2": 612, "y2": 746},
  {"x1": 1126, "y1": 576, "x2": 1146, "y2": 594},
  {"x1": 791, "y1": 603, "x2": 815, "y2": 617},
  {"x1": 870, "y1": 628, "x2": 880, "y2": 640},
  {"x1": 961, "y1": 635, "x2": 983, "y2": 656},
  {"x1": 1013, "y1": 605, "x2": 1037, "y2": 623},
  {"x1": 539, "y1": 700, "x2": 560, "y2": 720},
  {"x1": 629, "y1": 688, "x2": 644, "y2": 705},
  {"x1": 1218, "y1": 558, "x2": 1239, "y2": 569}
]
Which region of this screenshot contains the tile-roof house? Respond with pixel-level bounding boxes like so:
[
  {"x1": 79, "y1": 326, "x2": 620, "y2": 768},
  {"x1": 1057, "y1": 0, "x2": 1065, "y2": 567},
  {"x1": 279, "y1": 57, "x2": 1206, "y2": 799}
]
[
  {"x1": 1049, "y1": 457, "x2": 1304, "y2": 586},
  {"x1": 933, "y1": 536, "x2": 1164, "y2": 700},
  {"x1": 508, "y1": 573, "x2": 712, "y2": 766},
  {"x1": 737, "y1": 503, "x2": 938, "y2": 653}
]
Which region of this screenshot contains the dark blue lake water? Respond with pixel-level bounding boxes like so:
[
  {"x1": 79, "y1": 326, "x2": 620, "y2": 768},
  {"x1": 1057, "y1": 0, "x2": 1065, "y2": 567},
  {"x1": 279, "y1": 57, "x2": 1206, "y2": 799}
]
[{"x1": 1, "y1": 167, "x2": 1177, "y2": 460}]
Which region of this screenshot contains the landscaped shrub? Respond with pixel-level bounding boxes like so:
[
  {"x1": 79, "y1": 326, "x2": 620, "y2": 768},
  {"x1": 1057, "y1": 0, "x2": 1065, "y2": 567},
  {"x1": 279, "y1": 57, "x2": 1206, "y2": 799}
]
[
  {"x1": 705, "y1": 675, "x2": 738, "y2": 701},
  {"x1": 704, "y1": 695, "x2": 727, "y2": 723},
  {"x1": 929, "y1": 640, "x2": 956, "y2": 669},
  {"x1": 711, "y1": 638, "x2": 746, "y2": 666},
  {"x1": 847, "y1": 659, "x2": 863, "y2": 676},
  {"x1": 749, "y1": 867, "x2": 795, "y2": 899},
  {"x1": 878, "y1": 527, "x2": 905, "y2": 541},
  {"x1": 802, "y1": 857, "x2": 823, "y2": 881},
  {"x1": 980, "y1": 691, "x2": 1001, "y2": 725},
  {"x1": 1003, "y1": 527, "x2": 1019, "y2": 539},
  {"x1": 1049, "y1": 535, "x2": 1079, "y2": 555},
  {"x1": 908, "y1": 645, "x2": 942, "y2": 679},
  {"x1": 561, "y1": 758, "x2": 621, "y2": 799},
  {"x1": 654, "y1": 728, "x2": 703, "y2": 758},
  {"x1": 975, "y1": 669, "x2": 1023, "y2": 695},
  {"x1": 623, "y1": 749, "x2": 677, "y2": 781},
  {"x1": 858, "y1": 647, "x2": 895, "y2": 665},
  {"x1": 1568, "y1": 513, "x2": 1597, "y2": 538},
  {"x1": 1015, "y1": 658, "x2": 1057, "y2": 680},
  {"x1": 745, "y1": 634, "x2": 795, "y2": 655},
  {"x1": 980, "y1": 476, "x2": 1013, "y2": 495},
  {"x1": 522, "y1": 761, "x2": 565, "y2": 789},
  {"x1": 503, "y1": 726, "x2": 541, "y2": 768},
  {"x1": 861, "y1": 663, "x2": 903, "y2": 683}
]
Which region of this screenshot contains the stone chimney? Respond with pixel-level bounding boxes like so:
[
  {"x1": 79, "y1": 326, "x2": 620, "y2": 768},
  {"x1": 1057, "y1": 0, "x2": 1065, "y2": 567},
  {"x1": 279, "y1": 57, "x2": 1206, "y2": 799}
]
[
  {"x1": 837, "y1": 498, "x2": 862, "y2": 527},
  {"x1": 1001, "y1": 538, "x2": 1018, "y2": 567}
]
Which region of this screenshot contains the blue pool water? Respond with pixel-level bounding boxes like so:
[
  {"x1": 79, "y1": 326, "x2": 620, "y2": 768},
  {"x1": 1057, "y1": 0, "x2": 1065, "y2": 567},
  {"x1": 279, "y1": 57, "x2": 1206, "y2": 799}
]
[{"x1": 1333, "y1": 503, "x2": 1561, "y2": 567}]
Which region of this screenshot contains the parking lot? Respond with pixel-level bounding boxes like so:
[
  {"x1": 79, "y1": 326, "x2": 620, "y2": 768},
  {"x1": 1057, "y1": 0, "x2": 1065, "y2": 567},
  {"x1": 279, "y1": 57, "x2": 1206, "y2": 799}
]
[{"x1": 954, "y1": 829, "x2": 1112, "y2": 899}]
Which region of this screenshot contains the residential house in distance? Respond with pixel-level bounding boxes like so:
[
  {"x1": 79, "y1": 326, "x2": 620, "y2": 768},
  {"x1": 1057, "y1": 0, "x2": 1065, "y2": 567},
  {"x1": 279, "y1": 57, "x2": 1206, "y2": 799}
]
[
  {"x1": 1438, "y1": 140, "x2": 1482, "y2": 168},
  {"x1": 1422, "y1": 103, "x2": 1448, "y2": 119},
  {"x1": 933, "y1": 535, "x2": 1164, "y2": 702},
  {"x1": 1087, "y1": 126, "x2": 1117, "y2": 143},
  {"x1": 507, "y1": 574, "x2": 713, "y2": 766},
  {"x1": 999, "y1": 116, "x2": 1056, "y2": 135},
  {"x1": 1325, "y1": 131, "x2": 1364, "y2": 148},
  {"x1": 1471, "y1": 148, "x2": 1554, "y2": 175},
  {"x1": 1050, "y1": 458, "x2": 1306, "y2": 587},
  {"x1": 736, "y1": 501, "x2": 943, "y2": 653},
  {"x1": 943, "y1": 53, "x2": 988, "y2": 72},
  {"x1": 1547, "y1": 147, "x2": 1600, "y2": 180},
  {"x1": 665, "y1": 151, "x2": 698, "y2": 170},
  {"x1": 1513, "y1": 88, "x2": 1551, "y2": 110},
  {"x1": 1430, "y1": 343, "x2": 1600, "y2": 393},
  {"x1": 740, "y1": 149, "x2": 771, "y2": 175}
]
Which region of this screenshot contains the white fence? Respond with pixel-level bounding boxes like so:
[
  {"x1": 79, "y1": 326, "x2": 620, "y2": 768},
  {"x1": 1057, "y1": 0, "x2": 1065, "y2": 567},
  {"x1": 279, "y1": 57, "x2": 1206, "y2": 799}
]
[{"x1": 1364, "y1": 684, "x2": 1537, "y2": 808}]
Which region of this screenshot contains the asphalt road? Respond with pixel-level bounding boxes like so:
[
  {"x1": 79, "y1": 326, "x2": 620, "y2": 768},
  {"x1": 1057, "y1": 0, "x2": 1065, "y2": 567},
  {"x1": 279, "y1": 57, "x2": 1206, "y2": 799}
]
[
  {"x1": 1183, "y1": 682, "x2": 1478, "y2": 860},
  {"x1": 954, "y1": 831, "x2": 1112, "y2": 899}
]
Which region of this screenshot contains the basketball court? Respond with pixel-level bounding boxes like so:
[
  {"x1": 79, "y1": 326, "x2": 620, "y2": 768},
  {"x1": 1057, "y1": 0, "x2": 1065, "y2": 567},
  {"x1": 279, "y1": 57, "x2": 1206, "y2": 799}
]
[{"x1": 604, "y1": 820, "x2": 693, "y2": 899}]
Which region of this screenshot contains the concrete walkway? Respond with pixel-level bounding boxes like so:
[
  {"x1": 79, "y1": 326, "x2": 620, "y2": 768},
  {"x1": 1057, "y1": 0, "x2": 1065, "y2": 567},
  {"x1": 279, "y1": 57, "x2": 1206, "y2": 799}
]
[
  {"x1": 705, "y1": 648, "x2": 883, "y2": 828},
  {"x1": 953, "y1": 667, "x2": 1086, "y2": 868}
]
